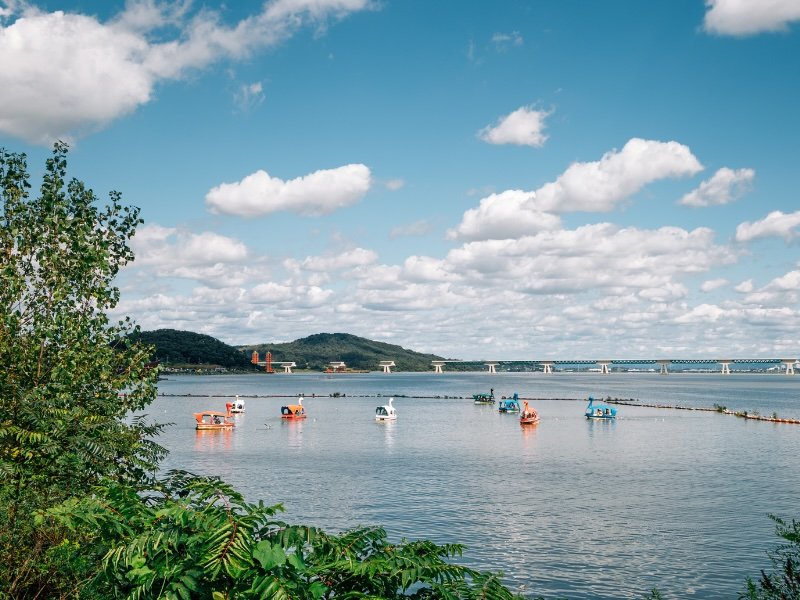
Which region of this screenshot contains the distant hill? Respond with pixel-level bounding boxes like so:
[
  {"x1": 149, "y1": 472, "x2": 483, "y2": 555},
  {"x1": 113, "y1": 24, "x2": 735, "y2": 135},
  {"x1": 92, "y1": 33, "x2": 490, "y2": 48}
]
[
  {"x1": 135, "y1": 329, "x2": 253, "y2": 369},
  {"x1": 242, "y1": 332, "x2": 446, "y2": 372}
]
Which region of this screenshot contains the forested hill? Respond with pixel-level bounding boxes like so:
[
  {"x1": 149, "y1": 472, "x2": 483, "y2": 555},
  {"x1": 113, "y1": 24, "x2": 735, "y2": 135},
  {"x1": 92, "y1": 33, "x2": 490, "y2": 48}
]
[
  {"x1": 242, "y1": 333, "x2": 446, "y2": 372},
  {"x1": 135, "y1": 329, "x2": 253, "y2": 369}
]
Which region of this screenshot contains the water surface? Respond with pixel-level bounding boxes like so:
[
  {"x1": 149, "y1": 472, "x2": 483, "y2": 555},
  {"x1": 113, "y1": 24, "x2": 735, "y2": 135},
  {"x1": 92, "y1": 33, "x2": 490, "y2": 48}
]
[{"x1": 152, "y1": 372, "x2": 800, "y2": 599}]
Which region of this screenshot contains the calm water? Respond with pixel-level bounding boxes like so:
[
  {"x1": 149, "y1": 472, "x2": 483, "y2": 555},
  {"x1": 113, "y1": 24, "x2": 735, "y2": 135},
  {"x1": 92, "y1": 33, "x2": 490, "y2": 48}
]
[{"x1": 152, "y1": 372, "x2": 800, "y2": 599}]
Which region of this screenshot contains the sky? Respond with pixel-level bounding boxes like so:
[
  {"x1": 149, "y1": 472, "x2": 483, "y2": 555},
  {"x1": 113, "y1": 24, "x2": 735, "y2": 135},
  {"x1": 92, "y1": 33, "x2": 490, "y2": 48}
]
[{"x1": 1, "y1": 0, "x2": 800, "y2": 360}]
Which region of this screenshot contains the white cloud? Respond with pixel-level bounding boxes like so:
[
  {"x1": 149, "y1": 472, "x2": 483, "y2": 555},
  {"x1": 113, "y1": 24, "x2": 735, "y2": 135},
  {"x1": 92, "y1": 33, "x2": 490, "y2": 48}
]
[
  {"x1": 532, "y1": 138, "x2": 704, "y2": 213},
  {"x1": 703, "y1": 0, "x2": 800, "y2": 35},
  {"x1": 288, "y1": 247, "x2": 378, "y2": 272},
  {"x1": 0, "y1": 0, "x2": 370, "y2": 144},
  {"x1": 735, "y1": 279, "x2": 754, "y2": 293},
  {"x1": 478, "y1": 106, "x2": 551, "y2": 147},
  {"x1": 491, "y1": 30, "x2": 523, "y2": 50},
  {"x1": 132, "y1": 225, "x2": 248, "y2": 266},
  {"x1": 764, "y1": 270, "x2": 800, "y2": 291},
  {"x1": 447, "y1": 190, "x2": 561, "y2": 241},
  {"x1": 700, "y1": 278, "x2": 729, "y2": 292},
  {"x1": 674, "y1": 303, "x2": 727, "y2": 323},
  {"x1": 679, "y1": 167, "x2": 754, "y2": 207},
  {"x1": 234, "y1": 81, "x2": 265, "y2": 112},
  {"x1": 205, "y1": 164, "x2": 372, "y2": 217},
  {"x1": 384, "y1": 178, "x2": 405, "y2": 191},
  {"x1": 735, "y1": 210, "x2": 800, "y2": 242}
]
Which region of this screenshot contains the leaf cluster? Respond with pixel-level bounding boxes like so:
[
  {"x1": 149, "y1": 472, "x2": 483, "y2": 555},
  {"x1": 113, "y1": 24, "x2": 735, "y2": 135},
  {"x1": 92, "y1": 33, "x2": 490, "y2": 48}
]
[
  {"x1": 47, "y1": 470, "x2": 523, "y2": 600},
  {"x1": 741, "y1": 515, "x2": 800, "y2": 599}
]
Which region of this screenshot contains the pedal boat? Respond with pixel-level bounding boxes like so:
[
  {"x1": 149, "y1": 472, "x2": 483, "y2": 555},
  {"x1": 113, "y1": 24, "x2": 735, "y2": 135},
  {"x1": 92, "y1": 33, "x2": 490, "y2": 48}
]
[
  {"x1": 473, "y1": 389, "x2": 495, "y2": 404},
  {"x1": 375, "y1": 398, "x2": 397, "y2": 421},
  {"x1": 194, "y1": 409, "x2": 235, "y2": 431},
  {"x1": 227, "y1": 396, "x2": 245, "y2": 413},
  {"x1": 281, "y1": 396, "x2": 307, "y2": 419},
  {"x1": 585, "y1": 396, "x2": 617, "y2": 419},
  {"x1": 519, "y1": 400, "x2": 540, "y2": 425},
  {"x1": 498, "y1": 393, "x2": 521, "y2": 413}
]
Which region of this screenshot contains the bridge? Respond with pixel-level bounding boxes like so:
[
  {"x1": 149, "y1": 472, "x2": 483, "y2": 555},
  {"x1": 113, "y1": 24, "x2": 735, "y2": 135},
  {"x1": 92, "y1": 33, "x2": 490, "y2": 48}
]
[
  {"x1": 431, "y1": 358, "x2": 799, "y2": 375},
  {"x1": 251, "y1": 351, "x2": 296, "y2": 373}
]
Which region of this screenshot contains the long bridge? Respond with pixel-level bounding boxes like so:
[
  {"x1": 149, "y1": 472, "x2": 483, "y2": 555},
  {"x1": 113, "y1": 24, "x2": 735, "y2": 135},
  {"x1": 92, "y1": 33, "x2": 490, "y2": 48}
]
[
  {"x1": 250, "y1": 352, "x2": 798, "y2": 375},
  {"x1": 431, "y1": 358, "x2": 798, "y2": 375}
]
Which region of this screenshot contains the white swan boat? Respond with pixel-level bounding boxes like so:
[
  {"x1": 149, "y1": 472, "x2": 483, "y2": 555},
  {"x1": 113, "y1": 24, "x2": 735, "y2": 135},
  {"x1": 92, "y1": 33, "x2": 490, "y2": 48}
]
[{"x1": 375, "y1": 398, "x2": 397, "y2": 421}]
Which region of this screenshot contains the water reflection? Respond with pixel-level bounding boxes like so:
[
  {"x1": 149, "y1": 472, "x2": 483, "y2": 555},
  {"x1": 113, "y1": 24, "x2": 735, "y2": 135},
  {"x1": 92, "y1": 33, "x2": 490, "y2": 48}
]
[
  {"x1": 377, "y1": 419, "x2": 397, "y2": 450},
  {"x1": 194, "y1": 429, "x2": 233, "y2": 452},
  {"x1": 520, "y1": 421, "x2": 538, "y2": 448},
  {"x1": 284, "y1": 419, "x2": 304, "y2": 450}
]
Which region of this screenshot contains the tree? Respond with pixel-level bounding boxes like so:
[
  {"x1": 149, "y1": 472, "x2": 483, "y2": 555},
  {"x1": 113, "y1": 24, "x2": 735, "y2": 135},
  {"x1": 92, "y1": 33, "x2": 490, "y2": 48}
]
[
  {"x1": 0, "y1": 143, "x2": 164, "y2": 596},
  {"x1": 741, "y1": 515, "x2": 800, "y2": 599}
]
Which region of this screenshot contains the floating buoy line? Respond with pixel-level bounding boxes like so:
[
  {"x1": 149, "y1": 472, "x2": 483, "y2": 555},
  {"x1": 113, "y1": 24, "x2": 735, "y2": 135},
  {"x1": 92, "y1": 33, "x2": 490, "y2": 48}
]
[{"x1": 157, "y1": 392, "x2": 799, "y2": 425}]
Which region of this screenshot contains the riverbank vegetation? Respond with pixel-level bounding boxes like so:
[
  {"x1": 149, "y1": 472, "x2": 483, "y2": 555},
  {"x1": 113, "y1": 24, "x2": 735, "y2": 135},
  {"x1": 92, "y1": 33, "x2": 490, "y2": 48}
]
[{"x1": 2, "y1": 144, "x2": 797, "y2": 599}]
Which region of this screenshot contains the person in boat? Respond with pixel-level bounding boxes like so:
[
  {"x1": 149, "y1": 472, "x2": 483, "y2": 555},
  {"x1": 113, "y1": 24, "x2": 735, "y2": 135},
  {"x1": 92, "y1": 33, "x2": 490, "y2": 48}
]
[{"x1": 213, "y1": 416, "x2": 221, "y2": 424}]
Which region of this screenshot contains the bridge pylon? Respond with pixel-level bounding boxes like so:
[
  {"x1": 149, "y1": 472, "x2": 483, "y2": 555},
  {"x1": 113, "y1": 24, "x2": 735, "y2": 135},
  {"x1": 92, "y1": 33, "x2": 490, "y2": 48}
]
[
  {"x1": 597, "y1": 360, "x2": 611, "y2": 375},
  {"x1": 431, "y1": 361, "x2": 445, "y2": 374}
]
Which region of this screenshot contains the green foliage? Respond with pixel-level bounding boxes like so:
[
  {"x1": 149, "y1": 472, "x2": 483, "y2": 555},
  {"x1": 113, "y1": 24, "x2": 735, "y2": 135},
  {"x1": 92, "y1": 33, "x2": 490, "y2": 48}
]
[
  {"x1": 0, "y1": 142, "x2": 164, "y2": 596},
  {"x1": 244, "y1": 332, "x2": 446, "y2": 372},
  {"x1": 134, "y1": 328, "x2": 255, "y2": 369},
  {"x1": 48, "y1": 470, "x2": 523, "y2": 600},
  {"x1": 741, "y1": 515, "x2": 800, "y2": 599}
]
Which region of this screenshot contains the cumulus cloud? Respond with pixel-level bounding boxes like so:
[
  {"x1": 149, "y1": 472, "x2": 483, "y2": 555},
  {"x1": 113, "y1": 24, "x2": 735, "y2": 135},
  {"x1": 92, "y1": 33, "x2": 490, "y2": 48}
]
[
  {"x1": 679, "y1": 167, "x2": 755, "y2": 207},
  {"x1": 129, "y1": 224, "x2": 256, "y2": 286},
  {"x1": 287, "y1": 247, "x2": 378, "y2": 272},
  {"x1": 735, "y1": 210, "x2": 800, "y2": 242},
  {"x1": 700, "y1": 278, "x2": 729, "y2": 292},
  {"x1": 703, "y1": 0, "x2": 800, "y2": 35},
  {"x1": 0, "y1": 0, "x2": 370, "y2": 143},
  {"x1": 735, "y1": 279, "x2": 754, "y2": 293},
  {"x1": 205, "y1": 164, "x2": 372, "y2": 217},
  {"x1": 447, "y1": 190, "x2": 562, "y2": 241},
  {"x1": 532, "y1": 138, "x2": 703, "y2": 213},
  {"x1": 478, "y1": 106, "x2": 551, "y2": 147}
]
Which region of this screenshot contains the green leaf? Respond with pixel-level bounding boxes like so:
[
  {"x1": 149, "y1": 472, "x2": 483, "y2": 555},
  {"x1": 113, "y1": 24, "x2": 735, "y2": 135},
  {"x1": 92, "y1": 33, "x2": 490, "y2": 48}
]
[{"x1": 253, "y1": 540, "x2": 287, "y2": 570}]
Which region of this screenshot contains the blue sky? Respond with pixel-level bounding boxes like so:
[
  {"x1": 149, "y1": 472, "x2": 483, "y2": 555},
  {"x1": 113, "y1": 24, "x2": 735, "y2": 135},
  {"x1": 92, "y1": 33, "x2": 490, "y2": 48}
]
[{"x1": 2, "y1": 0, "x2": 799, "y2": 360}]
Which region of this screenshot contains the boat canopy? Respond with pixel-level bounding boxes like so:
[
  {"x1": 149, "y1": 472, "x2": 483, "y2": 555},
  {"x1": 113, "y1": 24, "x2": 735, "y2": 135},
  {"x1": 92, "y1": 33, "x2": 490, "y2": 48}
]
[
  {"x1": 281, "y1": 404, "x2": 305, "y2": 415},
  {"x1": 194, "y1": 410, "x2": 230, "y2": 421}
]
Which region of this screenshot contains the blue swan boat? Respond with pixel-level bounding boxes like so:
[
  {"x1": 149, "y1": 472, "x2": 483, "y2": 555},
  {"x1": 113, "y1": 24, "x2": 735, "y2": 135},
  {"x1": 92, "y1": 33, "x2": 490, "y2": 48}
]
[
  {"x1": 498, "y1": 393, "x2": 521, "y2": 413},
  {"x1": 585, "y1": 397, "x2": 617, "y2": 419}
]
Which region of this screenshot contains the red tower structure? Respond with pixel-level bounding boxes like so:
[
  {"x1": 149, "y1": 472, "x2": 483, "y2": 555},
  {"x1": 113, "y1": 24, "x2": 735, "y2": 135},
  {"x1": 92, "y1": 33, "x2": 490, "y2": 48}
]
[
  {"x1": 251, "y1": 350, "x2": 259, "y2": 365},
  {"x1": 266, "y1": 351, "x2": 273, "y2": 373}
]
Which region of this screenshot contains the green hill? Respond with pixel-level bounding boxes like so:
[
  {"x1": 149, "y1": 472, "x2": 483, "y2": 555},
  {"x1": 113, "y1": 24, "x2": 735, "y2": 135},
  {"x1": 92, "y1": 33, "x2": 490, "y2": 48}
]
[
  {"x1": 134, "y1": 329, "x2": 254, "y2": 369},
  {"x1": 242, "y1": 332, "x2": 445, "y2": 372}
]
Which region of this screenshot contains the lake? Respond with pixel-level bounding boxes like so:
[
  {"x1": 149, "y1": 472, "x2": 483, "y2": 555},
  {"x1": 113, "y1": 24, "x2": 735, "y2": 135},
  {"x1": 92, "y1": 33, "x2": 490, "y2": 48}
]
[{"x1": 152, "y1": 372, "x2": 800, "y2": 599}]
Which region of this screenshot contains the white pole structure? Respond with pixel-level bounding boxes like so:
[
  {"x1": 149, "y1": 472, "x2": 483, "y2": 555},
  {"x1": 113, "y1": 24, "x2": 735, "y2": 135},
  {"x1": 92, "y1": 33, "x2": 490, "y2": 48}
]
[
  {"x1": 280, "y1": 362, "x2": 296, "y2": 374},
  {"x1": 432, "y1": 361, "x2": 445, "y2": 374},
  {"x1": 540, "y1": 362, "x2": 554, "y2": 374},
  {"x1": 379, "y1": 360, "x2": 395, "y2": 373},
  {"x1": 657, "y1": 360, "x2": 670, "y2": 375},
  {"x1": 718, "y1": 360, "x2": 732, "y2": 375},
  {"x1": 485, "y1": 363, "x2": 498, "y2": 374},
  {"x1": 597, "y1": 360, "x2": 611, "y2": 374},
  {"x1": 782, "y1": 360, "x2": 797, "y2": 375}
]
